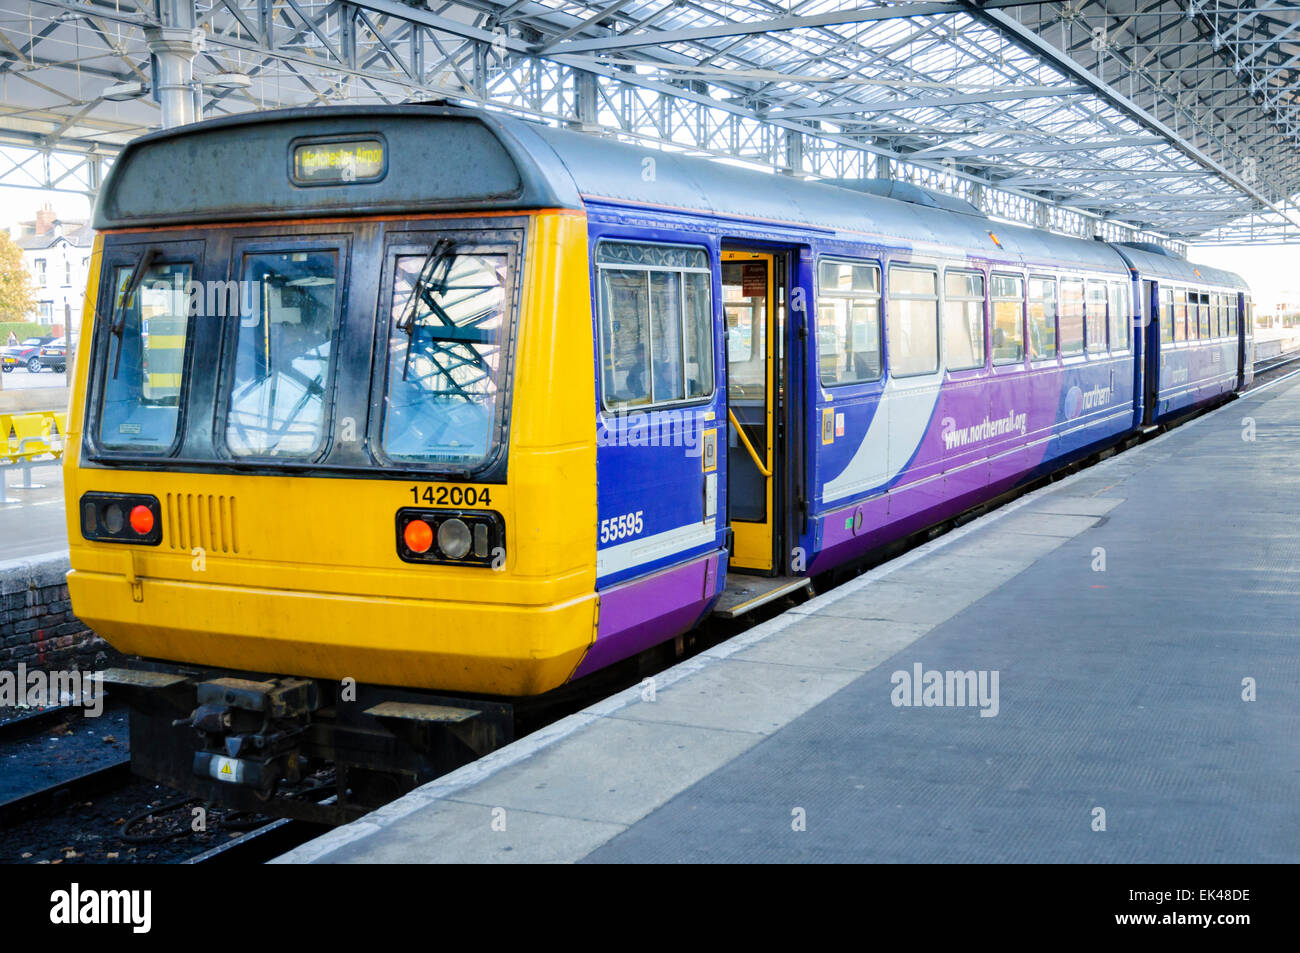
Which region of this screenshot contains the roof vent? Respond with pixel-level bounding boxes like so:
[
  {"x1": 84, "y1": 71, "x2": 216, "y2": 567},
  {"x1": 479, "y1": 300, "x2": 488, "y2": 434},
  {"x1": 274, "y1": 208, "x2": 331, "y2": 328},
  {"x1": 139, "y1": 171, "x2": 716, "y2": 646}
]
[
  {"x1": 1116, "y1": 240, "x2": 1184, "y2": 259},
  {"x1": 819, "y1": 178, "x2": 985, "y2": 217}
]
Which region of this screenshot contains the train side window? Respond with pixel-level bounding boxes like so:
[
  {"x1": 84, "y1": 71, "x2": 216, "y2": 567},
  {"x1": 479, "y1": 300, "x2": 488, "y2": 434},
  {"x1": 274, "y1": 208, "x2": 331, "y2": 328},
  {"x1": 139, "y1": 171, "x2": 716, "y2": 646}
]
[
  {"x1": 1085, "y1": 280, "x2": 1108, "y2": 354},
  {"x1": 1174, "y1": 288, "x2": 1188, "y2": 342},
  {"x1": 596, "y1": 241, "x2": 713, "y2": 409},
  {"x1": 1108, "y1": 281, "x2": 1131, "y2": 352},
  {"x1": 942, "y1": 269, "x2": 985, "y2": 371},
  {"x1": 1027, "y1": 276, "x2": 1057, "y2": 361},
  {"x1": 1216, "y1": 293, "x2": 1227, "y2": 338},
  {"x1": 886, "y1": 265, "x2": 939, "y2": 377},
  {"x1": 97, "y1": 258, "x2": 194, "y2": 454},
  {"x1": 1060, "y1": 278, "x2": 1084, "y2": 355},
  {"x1": 991, "y1": 274, "x2": 1025, "y2": 365},
  {"x1": 1198, "y1": 292, "x2": 1211, "y2": 339},
  {"x1": 1229, "y1": 296, "x2": 1238, "y2": 335},
  {"x1": 817, "y1": 258, "x2": 882, "y2": 385},
  {"x1": 1161, "y1": 287, "x2": 1174, "y2": 344}
]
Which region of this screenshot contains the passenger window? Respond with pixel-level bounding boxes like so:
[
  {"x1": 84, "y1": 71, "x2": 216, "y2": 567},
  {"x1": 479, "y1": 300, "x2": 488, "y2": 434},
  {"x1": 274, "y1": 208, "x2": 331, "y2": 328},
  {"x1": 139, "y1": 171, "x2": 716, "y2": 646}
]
[
  {"x1": 1229, "y1": 296, "x2": 1238, "y2": 335},
  {"x1": 1028, "y1": 276, "x2": 1057, "y2": 360},
  {"x1": 1085, "y1": 281, "x2": 1108, "y2": 354},
  {"x1": 1198, "y1": 292, "x2": 1211, "y2": 339},
  {"x1": 817, "y1": 259, "x2": 882, "y2": 385},
  {"x1": 1174, "y1": 289, "x2": 1188, "y2": 342},
  {"x1": 991, "y1": 274, "x2": 1024, "y2": 365},
  {"x1": 98, "y1": 258, "x2": 193, "y2": 454},
  {"x1": 886, "y1": 265, "x2": 939, "y2": 377},
  {"x1": 1161, "y1": 288, "x2": 1174, "y2": 344},
  {"x1": 1060, "y1": 279, "x2": 1084, "y2": 355},
  {"x1": 227, "y1": 249, "x2": 339, "y2": 459},
  {"x1": 1109, "y1": 282, "x2": 1131, "y2": 352},
  {"x1": 942, "y1": 270, "x2": 984, "y2": 371},
  {"x1": 381, "y1": 245, "x2": 512, "y2": 467},
  {"x1": 597, "y1": 241, "x2": 713, "y2": 408}
]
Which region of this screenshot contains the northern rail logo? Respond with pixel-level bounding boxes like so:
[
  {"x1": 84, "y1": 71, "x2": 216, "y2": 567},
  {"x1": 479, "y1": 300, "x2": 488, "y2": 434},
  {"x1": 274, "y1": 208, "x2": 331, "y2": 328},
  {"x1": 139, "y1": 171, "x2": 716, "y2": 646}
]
[{"x1": 940, "y1": 410, "x2": 1028, "y2": 451}]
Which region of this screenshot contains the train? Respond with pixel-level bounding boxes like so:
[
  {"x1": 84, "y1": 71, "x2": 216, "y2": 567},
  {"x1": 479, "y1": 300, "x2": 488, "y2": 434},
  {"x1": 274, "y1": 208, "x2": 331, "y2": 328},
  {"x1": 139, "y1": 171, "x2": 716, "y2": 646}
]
[{"x1": 63, "y1": 104, "x2": 1254, "y2": 818}]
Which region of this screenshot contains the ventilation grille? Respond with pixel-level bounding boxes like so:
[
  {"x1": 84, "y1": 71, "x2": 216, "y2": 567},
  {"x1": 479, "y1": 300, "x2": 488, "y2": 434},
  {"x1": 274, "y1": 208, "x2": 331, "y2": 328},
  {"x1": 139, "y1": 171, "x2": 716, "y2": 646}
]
[{"x1": 166, "y1": 493, "x2": 239, "y2": 554}]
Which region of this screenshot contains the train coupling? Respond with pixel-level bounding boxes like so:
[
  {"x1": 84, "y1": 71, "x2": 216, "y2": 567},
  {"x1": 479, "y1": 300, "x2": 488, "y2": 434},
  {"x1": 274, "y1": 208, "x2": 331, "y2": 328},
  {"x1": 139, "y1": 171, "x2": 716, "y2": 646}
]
[{"x1": 181, "y1": 677, "x2": 318, "y2": 794}]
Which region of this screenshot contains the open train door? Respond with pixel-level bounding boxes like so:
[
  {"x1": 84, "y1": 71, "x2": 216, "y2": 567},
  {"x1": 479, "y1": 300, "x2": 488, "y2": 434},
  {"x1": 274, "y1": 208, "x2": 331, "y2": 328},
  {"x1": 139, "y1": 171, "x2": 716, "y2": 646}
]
[
  {"x1": 712, "y1": 246, "x2": 815, "y2": 618},
  {"x1": 1237, "y1": 291, "x2": 1250, "y2": 389},
  {"x1": 1142, "y1": 279, "x2": 1159, "y2": 425},
  {"x1": 721, "y1": 249, "x2": 779, "y2": 574}
]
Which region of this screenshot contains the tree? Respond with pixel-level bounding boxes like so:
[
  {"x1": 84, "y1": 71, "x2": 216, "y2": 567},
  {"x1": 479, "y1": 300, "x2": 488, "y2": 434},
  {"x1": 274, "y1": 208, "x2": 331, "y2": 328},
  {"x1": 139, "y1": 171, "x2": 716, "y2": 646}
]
[{"x1": 0, "y1": 231, "x2": 36, "y2": 322}]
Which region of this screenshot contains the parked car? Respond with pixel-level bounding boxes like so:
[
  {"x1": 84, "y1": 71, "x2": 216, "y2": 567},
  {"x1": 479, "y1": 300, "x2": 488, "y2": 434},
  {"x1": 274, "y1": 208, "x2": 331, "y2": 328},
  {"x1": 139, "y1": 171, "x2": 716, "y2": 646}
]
[
  {"x1": 1, "y1": 335, "x2": 54, "y2": 373},
  {"x1": 37, "y1": 337, "x2": 68, "y2": 373}
]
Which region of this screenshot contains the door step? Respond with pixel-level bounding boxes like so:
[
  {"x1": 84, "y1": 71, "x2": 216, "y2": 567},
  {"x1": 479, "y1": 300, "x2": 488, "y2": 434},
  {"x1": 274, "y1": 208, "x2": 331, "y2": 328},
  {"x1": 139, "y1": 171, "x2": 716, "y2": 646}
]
[{"x1": 712, "y1": 573, "x2": 813, "y2": 619}]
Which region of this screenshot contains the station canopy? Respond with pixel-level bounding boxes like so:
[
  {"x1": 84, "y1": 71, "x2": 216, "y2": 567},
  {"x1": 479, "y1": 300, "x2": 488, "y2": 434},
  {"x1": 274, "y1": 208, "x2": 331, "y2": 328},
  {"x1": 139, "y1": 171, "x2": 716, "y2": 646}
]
[{"x1": 4, "y1": 0, "x2": 1300, "y2": 249}]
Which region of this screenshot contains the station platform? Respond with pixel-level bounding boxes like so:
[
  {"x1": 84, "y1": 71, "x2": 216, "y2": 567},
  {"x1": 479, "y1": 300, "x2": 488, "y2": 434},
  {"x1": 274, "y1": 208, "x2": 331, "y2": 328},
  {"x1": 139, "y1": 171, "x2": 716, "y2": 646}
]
[{"x1": 276, "y1": 373, "x2": 1300, "y2": 864}]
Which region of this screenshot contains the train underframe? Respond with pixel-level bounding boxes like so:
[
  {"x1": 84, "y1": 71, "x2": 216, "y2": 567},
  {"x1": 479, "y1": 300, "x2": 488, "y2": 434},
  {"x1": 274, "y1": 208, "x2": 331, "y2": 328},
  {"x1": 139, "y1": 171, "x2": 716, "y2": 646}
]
[{"x1": 103, "y1": 663, "x2": 514, "y2": 825}]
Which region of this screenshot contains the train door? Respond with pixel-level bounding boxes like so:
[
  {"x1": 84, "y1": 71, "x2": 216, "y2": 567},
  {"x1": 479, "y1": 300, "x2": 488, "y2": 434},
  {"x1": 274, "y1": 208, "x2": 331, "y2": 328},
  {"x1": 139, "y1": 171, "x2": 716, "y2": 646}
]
[
  {"x1": 722, "y1": 249, "x2": 780, "y2": 574},
  {"x1": 1142, "y1": 279, "x2": 1159, "y2": 425},
  {"x1": 1238, "y1": 291, "x2": 1252, "y2": 388}
]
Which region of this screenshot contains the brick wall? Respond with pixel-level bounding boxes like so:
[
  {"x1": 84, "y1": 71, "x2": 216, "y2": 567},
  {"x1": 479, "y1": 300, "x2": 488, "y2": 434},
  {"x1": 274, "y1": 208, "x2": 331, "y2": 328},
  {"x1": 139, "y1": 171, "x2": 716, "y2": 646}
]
[{"x1": 0, "y1": 552, "x2": 119, "y2": 671}]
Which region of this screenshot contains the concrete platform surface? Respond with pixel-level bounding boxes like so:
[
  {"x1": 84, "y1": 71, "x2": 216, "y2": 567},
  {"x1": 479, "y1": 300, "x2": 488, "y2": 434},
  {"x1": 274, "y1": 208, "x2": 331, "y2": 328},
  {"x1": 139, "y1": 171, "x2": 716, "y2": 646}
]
[
  {"x1": 277, "y1": 372, "x2": 1300, "y2": 864},
  {"x1": 0, "y1": 462, "x2": 67, "y2": 559}
]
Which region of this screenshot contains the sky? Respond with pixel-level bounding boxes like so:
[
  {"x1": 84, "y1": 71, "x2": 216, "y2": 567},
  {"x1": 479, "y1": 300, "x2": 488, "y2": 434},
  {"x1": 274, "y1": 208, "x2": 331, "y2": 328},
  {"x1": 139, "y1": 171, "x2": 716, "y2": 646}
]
[
  {"x1": 2, "y1": 186, "x2": 91, "y2": 229},
  {"x1": 3, "y1": 185, "x2": 1297, "y2": 310},
  {"x1": 1187, "y1": 244, "x2": 1300, "y2": 313}
]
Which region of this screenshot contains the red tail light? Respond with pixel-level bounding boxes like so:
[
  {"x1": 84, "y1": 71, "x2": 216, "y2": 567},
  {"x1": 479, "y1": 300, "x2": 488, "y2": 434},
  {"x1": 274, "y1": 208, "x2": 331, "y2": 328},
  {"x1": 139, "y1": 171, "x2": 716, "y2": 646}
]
[
  {"x1": 403, "y1": 518, "x2": 434, "y2": 553},
  {"x1": 129, "y1": 505, "x2": 155, "y2": 535}
]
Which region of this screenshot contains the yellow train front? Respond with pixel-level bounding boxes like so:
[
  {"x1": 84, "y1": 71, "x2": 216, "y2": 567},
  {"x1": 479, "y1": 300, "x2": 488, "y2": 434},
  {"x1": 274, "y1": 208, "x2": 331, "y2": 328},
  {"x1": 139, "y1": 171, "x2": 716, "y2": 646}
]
[{"x1": 66, "y1": 107, "x2": 614, "y2": 816}]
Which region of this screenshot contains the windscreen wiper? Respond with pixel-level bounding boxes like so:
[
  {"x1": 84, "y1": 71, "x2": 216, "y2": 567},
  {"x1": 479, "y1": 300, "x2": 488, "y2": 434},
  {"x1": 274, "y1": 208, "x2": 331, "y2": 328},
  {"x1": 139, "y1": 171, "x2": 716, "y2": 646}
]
[
  {"x1": 396, "y1": 237, "x2": 456, "y2": 381},
  {"x1": 109, "y1": 247, "x2": 159, "y2": 380}
]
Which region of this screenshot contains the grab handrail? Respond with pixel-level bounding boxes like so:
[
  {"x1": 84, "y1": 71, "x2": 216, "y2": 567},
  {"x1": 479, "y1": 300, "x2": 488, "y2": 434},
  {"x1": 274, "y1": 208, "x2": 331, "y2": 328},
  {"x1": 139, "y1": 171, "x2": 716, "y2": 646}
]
[{"x1": 727, "y1": 407, "x2": 771, "y2": 478}]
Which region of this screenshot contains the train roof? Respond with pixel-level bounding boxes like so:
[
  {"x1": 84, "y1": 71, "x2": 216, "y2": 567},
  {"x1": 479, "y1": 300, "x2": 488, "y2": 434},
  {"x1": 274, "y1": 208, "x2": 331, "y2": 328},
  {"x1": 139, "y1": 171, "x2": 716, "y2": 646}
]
[
  {"x1": 95, "y1": 104, "x2": 1242, "y2": 290},
  {"x1": 524, "y1": 119, "x2": 1128, "y2": 274},
  {"x1": 1109, "y1": 242, "x2": 1248, "y2": 291}
]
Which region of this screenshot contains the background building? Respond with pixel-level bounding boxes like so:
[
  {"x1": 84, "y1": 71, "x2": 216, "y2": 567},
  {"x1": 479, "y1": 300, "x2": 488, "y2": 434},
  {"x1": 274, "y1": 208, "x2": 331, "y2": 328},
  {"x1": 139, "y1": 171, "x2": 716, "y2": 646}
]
[{"x1": 12, "y1": 203, "x2": 92, "y2": 337}]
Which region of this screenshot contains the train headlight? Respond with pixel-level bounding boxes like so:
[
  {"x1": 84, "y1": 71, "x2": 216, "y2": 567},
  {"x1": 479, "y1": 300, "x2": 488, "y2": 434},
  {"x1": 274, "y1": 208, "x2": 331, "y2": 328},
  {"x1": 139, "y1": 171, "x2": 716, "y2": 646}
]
[
  {"x1": 79, "y1": 493, "x2": 162, "y2": 546},
  {"x1": 437, "y1": 518, "x2": 472, "y2": 559},
  {"x1": 395, "y1": 508, "x2": 504, "y2": 568}
]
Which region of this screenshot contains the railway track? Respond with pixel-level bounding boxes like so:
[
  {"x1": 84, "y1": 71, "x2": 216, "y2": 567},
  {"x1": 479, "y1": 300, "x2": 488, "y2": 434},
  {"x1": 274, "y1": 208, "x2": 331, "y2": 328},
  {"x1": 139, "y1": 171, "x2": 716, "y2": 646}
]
[
  {"x1": 0, "y1": 698, "x2": 112, "y2": 744},
  {"x1": 187, "y1": 818, "x2": 330, "y2": 864},
  {"x1": 1249, "y1": 349, "x2": 1300, "y2": 383},
  {"x1": 0, "y1": 759, "x2": 132, "y2": 828}
]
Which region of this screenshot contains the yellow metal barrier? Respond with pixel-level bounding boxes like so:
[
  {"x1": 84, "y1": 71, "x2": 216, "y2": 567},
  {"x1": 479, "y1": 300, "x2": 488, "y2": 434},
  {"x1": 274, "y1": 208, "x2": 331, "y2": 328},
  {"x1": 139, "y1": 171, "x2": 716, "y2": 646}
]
[{"x1": 2, "y1": 410, "x2": 66, "y2": 462}]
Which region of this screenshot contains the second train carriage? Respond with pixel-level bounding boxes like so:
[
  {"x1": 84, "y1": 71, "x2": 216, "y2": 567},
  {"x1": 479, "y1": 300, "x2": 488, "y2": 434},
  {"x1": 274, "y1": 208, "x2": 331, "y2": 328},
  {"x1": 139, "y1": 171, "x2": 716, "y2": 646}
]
[{"x1": 63, "y1": 104, "x2": 1251, "y2": 806}]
